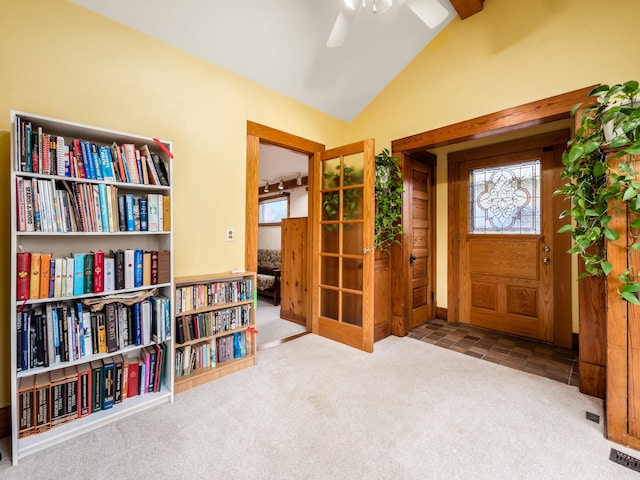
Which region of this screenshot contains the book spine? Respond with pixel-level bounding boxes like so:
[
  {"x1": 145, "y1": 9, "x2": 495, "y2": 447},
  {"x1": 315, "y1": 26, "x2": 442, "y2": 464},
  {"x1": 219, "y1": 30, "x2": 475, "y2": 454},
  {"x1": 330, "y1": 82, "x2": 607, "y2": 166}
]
[
  {"x1": 16, "y1": 177, "x2": 26, "y2": 231},
  {"x1": 97, "y1": 183, "x2": 110, "y2": 232},
  {"x1": 104, "y1": 257, "x2": 115, "y2": 293},
  {"x1": 124, "y1": 249, "x2": 135, "y2": 289},
  {"x1": 38, "y1": 254, "x2": 51, "y2": 299},
  {"x1": 122, "y1": 144, "x2": 140, "y2": 184},
  {"x1": 133, "y1": 249, "x2": 143, "y2": 288},
  {"x1": 73, "y1": 253, "x2": 85, "y2": 296},
  {"x1": 16, "y1": 252, "x2": 31, "y2": 300},
  {"x1": 105, "y1": 304, "x2": 118, "y2": 353},
  {"x1": 83, "y1": 252, "x2": 94, "y2": 294},
  {"x1": 93, "y1": 250, "x2": 105, "y2": 293},
  {"x1": 138, "y1": 196, "x2": 148, "y2": 232},
  {"x1": 89, "y1": 143, "x2": 103, "y2": 180},
  {"x1": 24, "y1": 178, "x2": 35, "y2": 232},
  {"x1": 124, "y1": 194, "x2": 135, "y2": 231}
]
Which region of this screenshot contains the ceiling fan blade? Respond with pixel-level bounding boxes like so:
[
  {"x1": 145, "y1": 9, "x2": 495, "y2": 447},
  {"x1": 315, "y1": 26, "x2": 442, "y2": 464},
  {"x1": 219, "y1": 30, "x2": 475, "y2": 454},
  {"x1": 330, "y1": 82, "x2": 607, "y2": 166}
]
[
  {"x1": 406, "y1": 0, "x2": 450, "y2": 29},
  {"x1": 326, "y1": 11, "x2": 351, "y2": 48}
]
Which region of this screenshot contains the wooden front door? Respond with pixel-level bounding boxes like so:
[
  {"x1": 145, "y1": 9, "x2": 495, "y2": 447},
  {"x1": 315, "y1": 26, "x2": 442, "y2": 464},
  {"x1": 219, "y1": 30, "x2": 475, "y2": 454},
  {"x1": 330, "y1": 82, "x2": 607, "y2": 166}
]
[
  {"x1": 405, "y1": 152, "x2": 436, "y2": 331},
  {"x1": 453, "y1": 132, "x2": 570, "y2": 343},
  {"x1": 311, "y1": 139, "x2": 375, "y2": 352}
]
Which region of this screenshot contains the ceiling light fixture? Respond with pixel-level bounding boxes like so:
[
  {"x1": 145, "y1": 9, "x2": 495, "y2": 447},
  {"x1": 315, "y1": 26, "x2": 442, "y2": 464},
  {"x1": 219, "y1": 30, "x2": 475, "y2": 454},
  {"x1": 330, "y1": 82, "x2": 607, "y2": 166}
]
[
  {"x1": 296, "y1": 174, "x2": 302, "y2": 186},
  {"x1": 263, "y1": 183, "x2": 269, "y2": 193},
  {"x1": 328, "y1": 0, "x2": 449, "y2": 48},
  {"x1": 278, "y1": 179, "x2": 285, "y2": 190}
]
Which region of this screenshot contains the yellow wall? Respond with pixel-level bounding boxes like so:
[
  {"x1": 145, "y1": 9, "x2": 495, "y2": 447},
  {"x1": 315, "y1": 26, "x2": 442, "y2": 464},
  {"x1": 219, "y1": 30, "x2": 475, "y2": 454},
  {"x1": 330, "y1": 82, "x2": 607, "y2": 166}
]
[
  {"x1": 3, "y1": 0, "x2": 640, "y2": 410},
  {"x1": 0, "y1": 0, "x2": 347, "y2": 408},
  {"x1": 348, "y1": 0, "x2": 640, "y2": 311}
]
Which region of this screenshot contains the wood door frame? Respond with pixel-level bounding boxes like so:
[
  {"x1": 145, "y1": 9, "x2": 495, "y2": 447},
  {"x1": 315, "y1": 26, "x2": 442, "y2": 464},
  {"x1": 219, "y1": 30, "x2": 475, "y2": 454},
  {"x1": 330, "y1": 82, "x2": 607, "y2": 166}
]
[
  {"x1": 391, "y1": 85, "x2": 596, "y2": 340},
  {"x1": 449, "y1": 130, "x2": 572, "y2": 345},
  {"x1": 245, "y1": 121, "x2": 324, "y2": 332}
]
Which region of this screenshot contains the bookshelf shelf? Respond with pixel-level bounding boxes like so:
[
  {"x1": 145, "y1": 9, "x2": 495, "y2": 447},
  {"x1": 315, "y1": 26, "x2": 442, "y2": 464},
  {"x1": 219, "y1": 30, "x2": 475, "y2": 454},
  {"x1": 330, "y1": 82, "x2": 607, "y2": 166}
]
[
  {"x1": 10, "y1": 111, "x2": 175, "y2": 465},
  {"x1": 174, "y1": 272, "x2": 257, "y2": 394}
]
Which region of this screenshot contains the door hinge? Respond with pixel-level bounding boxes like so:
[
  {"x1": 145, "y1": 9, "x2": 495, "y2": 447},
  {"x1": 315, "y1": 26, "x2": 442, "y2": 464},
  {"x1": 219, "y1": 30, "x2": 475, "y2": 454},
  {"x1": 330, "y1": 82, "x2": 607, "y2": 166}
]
[{"x1": 431, "y1": 291, "x2": 434, "y2": 302}]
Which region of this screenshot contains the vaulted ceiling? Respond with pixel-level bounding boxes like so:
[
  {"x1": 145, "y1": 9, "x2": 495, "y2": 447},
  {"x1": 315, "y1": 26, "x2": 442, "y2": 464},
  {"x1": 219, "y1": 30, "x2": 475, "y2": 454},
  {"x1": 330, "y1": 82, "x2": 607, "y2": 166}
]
[{"x1": 70, "y1": 0, "x2": 483, "y2": 122}]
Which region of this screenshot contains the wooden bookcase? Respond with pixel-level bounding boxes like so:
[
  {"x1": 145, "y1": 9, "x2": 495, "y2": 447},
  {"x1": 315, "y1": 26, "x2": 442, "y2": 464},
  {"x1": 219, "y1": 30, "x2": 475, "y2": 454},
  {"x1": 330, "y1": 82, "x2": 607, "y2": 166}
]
[
  {"x1": 9, "y1": 111, "x2": 174, "y2": 465},
  {"x1": 174, "y1": 272, "x2": 257, "y2": 393}
]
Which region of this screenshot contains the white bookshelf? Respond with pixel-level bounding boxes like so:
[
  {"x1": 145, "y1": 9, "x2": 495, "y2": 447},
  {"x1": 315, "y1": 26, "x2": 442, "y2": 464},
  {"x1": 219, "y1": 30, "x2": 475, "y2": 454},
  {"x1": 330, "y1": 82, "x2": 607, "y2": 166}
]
[{"x1": 9, "y1": 111, "x2": 175, "y2": 464}]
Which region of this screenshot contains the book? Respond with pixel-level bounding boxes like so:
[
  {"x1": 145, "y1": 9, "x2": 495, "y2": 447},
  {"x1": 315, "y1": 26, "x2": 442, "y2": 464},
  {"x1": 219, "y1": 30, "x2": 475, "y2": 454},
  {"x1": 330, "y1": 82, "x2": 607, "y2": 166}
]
[
  {"x1": 105, "y1": 303, "x2": 118, "y2": 353},
  {"x1": 102, "y1": 357, "x2": 115, "y2": 410},
  {"x1": 90, "y1": 360, "x2": 103, "y2": 413},
  {"x1": 113, "y1": 354, "x2": 124, "y2": 404},
  {"x1": 16, "y1": 177, "x2": 26, "y2": 231},
  {"x1": 127, "y1": 358, "x2": 139, "y2": 398},
  {"x1": 124, "y1": 249, "x2": 135, "y2": 289},
  {"x1": 63, "y1": 366, "x2": 79, "y2": 420},
  {"x1": 38, "y1": 253, "x2": 51, "y2": 299},
  {"x1": 122, "y1": 144, "x2": 140, "y2": 184},
  {"x1": 16, "y1": 251, "x2": 31, "y2": 300},
  {"x1": 49, "y1": 369, "x2": 67, "y2": 426},
  {"x1": 98, "y1": 144, "x2": 115, "y2": 181},
  {"x1": 111, "y1": 142, "x2": 128, "y2": 182},
  {"x1": 73, "y1": 253, "x2": 85, "y2": 296},
  {"x1": 89, "y1": 143, "x2": 103, "y2": 180},
  {"x1": 104, "y1": 256, "x2": 115, "y2": 292},
  {"x1": 150, "y1": 250, "x2": 159, "y2": 285},
  {"x1": 24, "y1": 178, "x2": 35, "y2": 232},
  {"x1": 83, "y1": 252, "x2": 94, "y2": 294},
  {"x1": 97, "y1": 313, "x2": 107, "y2": 354},
  {"x1": 53, "y1": 256, "x2": 63, "y2": 297},
  {"x1": 34, "y1": 372, "x2": 51, "y2": 434},
  {"x1": 163, "y1": 195, "x2": 171, "y2": 231},
  {"x1": 143, "y1": 251, "x2": 152, "y2": 286},
  {"x1": 93, "y1": 250, "x2": 104, "y2": 293},
  {"x1": 146, "y1": 346, "x2": 157, "y2": 393},
  {"x1": 77, "y1": 362, "x2": 92, "y2": 417},
  {"x1": 18, "y1": 375, "x2": 35, "y2": 438},
  {"x1": 151, "y1": 152, "x2": 170, "y2": 186},
  {"x1": 48, "y1": 257, "x2": 56, "y2": 298},
  {"x1": 81, "y1": 307, "x2": 93, "y2": 358},
  {"x1": 65, "y1": 256, "x2": 74, "y2": 297},
  {"x1": 138, "y1": 196, "x2": 148, "y2": 231},
  {"x1": 124, "y1": 193, "x2": 135, "y2": 231},
  {"x1": 29, "y1": 252, "x2": 41, "y2": 299},
  {"x1": 97, "y1": 183, "x2": 110, "y2": 232},
  {"x1": 134, "y1": 249, "x2": 144, "y2": 288},
  {"x1": 157, "y1": 250, "x2": 171, "y2": 284},
  {"x1": 147, "y1": 193, "x2": 159, "y2": 232}
]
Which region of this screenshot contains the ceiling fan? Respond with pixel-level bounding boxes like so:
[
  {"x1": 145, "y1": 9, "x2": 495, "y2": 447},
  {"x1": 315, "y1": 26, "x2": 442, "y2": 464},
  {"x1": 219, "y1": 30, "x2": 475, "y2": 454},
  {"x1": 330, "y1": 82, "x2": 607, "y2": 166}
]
[{"x1": 327, "y1": 0, "x2": 451, "y2": 48}]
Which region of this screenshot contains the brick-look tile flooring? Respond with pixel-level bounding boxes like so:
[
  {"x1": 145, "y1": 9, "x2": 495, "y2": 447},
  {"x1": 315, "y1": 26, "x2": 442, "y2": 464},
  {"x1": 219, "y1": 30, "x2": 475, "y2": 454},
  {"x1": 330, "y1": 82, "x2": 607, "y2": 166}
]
[{"x1": 409, "y1": 319, "x2": 579, "y2": 387}]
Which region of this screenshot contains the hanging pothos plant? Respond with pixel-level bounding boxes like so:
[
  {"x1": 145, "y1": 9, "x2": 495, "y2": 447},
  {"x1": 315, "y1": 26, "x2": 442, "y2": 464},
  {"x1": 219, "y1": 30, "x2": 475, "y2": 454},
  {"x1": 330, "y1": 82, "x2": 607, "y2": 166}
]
[
  {"x1": 375, "y1": 148, "x2": 404, "y2": 253},
  {"x1": 555, "y1": 80, "x2": 640, "y2": 304}
]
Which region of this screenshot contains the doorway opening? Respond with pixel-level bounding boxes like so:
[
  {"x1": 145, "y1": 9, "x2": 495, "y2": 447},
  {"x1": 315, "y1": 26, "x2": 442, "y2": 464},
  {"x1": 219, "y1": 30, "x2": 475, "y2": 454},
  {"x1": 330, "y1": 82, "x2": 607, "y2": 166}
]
[
  {"x1": 391, "y1": 86, "x2": 596, "y2": 348},
  {"x1": 245, "y1": 122, "x2": 324, "y2": 348}
]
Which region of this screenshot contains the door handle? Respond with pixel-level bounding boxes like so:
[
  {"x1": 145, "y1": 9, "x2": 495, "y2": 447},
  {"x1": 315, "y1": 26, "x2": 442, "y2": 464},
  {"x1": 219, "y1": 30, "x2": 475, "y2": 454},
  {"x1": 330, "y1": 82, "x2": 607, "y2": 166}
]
[{"x1": 410, "y1": 253, "x2": 416, "y2": 267}]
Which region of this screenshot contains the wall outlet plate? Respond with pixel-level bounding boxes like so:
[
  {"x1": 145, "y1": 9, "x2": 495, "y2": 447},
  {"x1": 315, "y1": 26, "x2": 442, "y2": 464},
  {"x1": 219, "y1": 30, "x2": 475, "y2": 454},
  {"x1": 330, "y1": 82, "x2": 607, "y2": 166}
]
[{"x1": 226, "y1": 227, "x2": 234, "y2": 241}]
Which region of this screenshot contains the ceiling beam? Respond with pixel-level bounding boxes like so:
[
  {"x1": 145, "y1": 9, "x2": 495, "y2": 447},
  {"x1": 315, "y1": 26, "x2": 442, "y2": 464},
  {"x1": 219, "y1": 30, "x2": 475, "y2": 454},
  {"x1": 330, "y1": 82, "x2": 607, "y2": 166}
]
[{"x1": 449, "y1": 0, "x2": 484, "y2": 20}]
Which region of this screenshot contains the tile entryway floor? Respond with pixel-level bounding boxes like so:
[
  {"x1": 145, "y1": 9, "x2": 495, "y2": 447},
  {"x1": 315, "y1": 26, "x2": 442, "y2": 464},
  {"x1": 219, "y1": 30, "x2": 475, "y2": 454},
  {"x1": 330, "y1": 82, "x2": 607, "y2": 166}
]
[{"x1": 409, "y1": 319, "x2": 579, "y2": 387}]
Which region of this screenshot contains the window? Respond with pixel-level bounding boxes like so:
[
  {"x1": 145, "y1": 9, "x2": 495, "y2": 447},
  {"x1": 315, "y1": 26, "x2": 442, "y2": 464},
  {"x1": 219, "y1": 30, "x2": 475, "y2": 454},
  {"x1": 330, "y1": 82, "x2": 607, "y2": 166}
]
[
  {"x1": 468, "y1": 160, "x2": 540, "y2": 234},
  {"x1": 259, "y1": 193, "x2": 290, "y2": 225}
]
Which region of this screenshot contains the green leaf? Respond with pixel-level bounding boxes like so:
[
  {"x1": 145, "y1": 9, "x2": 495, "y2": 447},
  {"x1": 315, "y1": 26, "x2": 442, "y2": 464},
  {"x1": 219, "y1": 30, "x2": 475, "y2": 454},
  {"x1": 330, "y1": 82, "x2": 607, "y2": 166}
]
[
  {"x1": 592, "y1": 161, "x2": 608, "y2": 177},
  {"x1": 624, "y1": 186, "x2": 638, "y2": 201},
  {"x1": 621, "y1": 283, "x2": 640, "y2": 293},
  {"x1": 621, "y1": 291, "x2": 640, "y2": 305},
  {"x1": 557, "y1": 224, "x2": 573, "y2": 233},
  {"x1": 624, "y1": 140, "x2": 640, "y2": 155},
  {"x1": 601, "y1": 261, "x2": 612, "y2": 276},
  {"x1": 603, "y1": 228, "x2": 619, "y2": 241}
]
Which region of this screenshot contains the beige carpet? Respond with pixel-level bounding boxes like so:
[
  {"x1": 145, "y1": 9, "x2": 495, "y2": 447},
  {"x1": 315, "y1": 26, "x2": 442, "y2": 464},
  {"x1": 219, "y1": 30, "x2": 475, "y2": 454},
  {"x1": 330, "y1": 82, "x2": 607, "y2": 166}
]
[
  {"x1": 0, "y1": 334, "x2": 637, "y2": 479},
  {"x1": 256, "y1": 299, "x2": 306, "y2": 347}
]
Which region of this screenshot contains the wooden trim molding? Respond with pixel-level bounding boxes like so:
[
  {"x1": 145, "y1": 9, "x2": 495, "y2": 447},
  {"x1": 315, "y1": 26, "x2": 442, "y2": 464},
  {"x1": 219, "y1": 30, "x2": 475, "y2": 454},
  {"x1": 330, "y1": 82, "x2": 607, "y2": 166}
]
[
  {"x1": 450, "y1": 0, "x2": 485, "y2": 20},
  {"x1": 392, "y1": 85, "x2": 597, "y2": 153}
]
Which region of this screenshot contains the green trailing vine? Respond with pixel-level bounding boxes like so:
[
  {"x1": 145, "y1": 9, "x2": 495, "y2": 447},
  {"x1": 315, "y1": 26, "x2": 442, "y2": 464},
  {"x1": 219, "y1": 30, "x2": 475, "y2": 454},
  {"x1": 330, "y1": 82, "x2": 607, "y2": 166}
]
[
  {"x1": 555, "y1": 80, "x2": 640, "y2": 304},
  {"x1": 320, "y1": 148, "x2": 404, "y2": 253},
  {"x1": 374, "y1": 148, "x2": 404, "y2": 253}
]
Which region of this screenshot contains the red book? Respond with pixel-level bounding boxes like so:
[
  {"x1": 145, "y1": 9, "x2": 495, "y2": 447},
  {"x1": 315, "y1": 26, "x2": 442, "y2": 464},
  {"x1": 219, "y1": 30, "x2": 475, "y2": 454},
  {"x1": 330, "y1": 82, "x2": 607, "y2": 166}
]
[
  {"x1": 16, "y1": 252, "x2": 31, "y2": 300},
  {"x1": 72, "y1": 139, "x2": 87, "y2": 179},
  {"x1": 127, "y1": 359, "x2": 139, "y2": 398},
  {"x1": 93, "y1": 250, "x2": 105, "y2": 293}
]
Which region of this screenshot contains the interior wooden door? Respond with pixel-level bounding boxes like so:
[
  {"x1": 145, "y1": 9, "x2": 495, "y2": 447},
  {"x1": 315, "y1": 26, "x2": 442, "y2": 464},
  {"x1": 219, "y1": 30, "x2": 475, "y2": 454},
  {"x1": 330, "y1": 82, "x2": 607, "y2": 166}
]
[
  {"x1": 458, "y1": 146, "x2": 556, "y2": 341},
  {"x1": 405, "y1": 152, "x2": 436, "y2": 331},
  {"x1": 311, "y1": 139, "x2": 375, "y2": 352}
]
